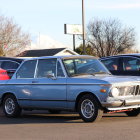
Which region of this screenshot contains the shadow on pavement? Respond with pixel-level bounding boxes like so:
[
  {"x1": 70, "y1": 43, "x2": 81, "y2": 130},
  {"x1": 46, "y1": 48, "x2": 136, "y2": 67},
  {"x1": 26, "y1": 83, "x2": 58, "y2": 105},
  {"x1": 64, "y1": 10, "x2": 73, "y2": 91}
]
[
  {"x1": 0, "y1": 109, "x2": 83, "y2": 124},
  {"x1": 0, "y1": 108, "x2": 137, "y2": 124}
]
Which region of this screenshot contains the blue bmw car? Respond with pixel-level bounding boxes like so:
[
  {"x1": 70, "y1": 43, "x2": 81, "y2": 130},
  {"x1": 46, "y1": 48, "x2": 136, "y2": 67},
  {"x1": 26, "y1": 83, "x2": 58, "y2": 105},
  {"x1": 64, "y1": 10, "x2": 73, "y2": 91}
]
[{"x1": 0, "y1": 55, "x2": 140, "y2": 122}]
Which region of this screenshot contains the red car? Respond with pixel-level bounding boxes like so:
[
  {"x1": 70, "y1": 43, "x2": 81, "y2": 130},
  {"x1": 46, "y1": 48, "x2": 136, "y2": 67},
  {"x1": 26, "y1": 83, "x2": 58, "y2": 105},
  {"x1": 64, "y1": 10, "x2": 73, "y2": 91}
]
[{"x1": 0, "y1": 68, "x2": 10, "y2": 80}]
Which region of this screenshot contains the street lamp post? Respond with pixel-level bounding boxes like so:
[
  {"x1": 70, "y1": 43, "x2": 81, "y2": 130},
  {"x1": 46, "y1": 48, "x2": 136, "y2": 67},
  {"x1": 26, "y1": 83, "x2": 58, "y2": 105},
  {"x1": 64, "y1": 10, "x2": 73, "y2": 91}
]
[{"x1": 82, "y1": 0, "x2": 86, "y2": 54}]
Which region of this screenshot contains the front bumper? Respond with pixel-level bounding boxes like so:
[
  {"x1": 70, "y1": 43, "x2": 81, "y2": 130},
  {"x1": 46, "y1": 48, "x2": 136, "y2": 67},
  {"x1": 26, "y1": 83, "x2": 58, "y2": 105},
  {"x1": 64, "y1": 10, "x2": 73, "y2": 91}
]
[{"x1": 102, "y1": 99, "x2": 140, "y2": 110}]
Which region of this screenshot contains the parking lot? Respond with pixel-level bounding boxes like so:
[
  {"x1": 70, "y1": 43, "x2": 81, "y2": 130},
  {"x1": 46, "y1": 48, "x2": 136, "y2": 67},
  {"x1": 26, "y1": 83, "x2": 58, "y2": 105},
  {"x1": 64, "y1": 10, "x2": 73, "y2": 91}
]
[{"x1": 0, "y1": 108, "x2": 140, "y2": 140}]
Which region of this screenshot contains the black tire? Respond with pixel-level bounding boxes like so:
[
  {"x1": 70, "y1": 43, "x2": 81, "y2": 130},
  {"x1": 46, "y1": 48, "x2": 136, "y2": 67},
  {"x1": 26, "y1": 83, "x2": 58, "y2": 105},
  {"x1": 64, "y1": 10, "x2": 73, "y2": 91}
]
[
  {"x1": 125, "y1": 108, "x2": 140, "y2": 117},
  {"x1": 48, "y1": 110, "x2": 61, "y2": 114},
  {"x1": 2, "y1": 94, "x2": 22, "y2": 117},
  {"x1": 78, "y1": 94, "x2": 103, "y2": 122}
]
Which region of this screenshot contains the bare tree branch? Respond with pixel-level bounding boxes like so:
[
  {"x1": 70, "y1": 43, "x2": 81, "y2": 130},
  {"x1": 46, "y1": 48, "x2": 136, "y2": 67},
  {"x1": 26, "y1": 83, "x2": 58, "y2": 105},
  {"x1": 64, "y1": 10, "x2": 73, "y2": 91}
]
[
  {"x1": 0, "y1": 15, "x2": 30, "y2": 56},
  {"x1": 85, "y1": 18, "x2": 136, "y2": 57}
]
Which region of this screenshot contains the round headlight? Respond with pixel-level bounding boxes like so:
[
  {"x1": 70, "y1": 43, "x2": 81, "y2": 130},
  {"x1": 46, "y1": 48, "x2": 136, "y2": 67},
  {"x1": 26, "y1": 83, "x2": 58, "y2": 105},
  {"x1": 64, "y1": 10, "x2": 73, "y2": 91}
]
[{"x1": 110, "y1": 88, "x2": 120, "y2": 97}]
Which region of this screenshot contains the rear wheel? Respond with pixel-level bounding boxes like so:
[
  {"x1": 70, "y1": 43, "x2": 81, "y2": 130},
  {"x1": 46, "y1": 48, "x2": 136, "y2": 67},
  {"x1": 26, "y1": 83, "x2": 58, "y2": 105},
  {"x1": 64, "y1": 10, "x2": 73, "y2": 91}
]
[
  {"x1": 125, "y1": 108, "x2": 140, "y2": 117},
  {"x1": 78, "y1": 94, "x2": 103, "y2": 122},
  {"x1": 2, "y1": 94, "x2": 22, "y2": 117}
]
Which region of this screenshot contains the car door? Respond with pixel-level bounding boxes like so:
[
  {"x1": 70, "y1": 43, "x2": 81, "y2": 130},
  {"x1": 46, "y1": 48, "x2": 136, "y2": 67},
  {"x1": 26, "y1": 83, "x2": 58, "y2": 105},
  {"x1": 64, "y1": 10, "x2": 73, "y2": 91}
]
[
  {"x1": 8, "y1": 60, "x2": 37, "y2": 108},
  {"x1": 121, "y1": 56, "x2": 140, "y2": 76},
  {"x1": 30, "y1": 58, "x2": 67, "y2": 109}
]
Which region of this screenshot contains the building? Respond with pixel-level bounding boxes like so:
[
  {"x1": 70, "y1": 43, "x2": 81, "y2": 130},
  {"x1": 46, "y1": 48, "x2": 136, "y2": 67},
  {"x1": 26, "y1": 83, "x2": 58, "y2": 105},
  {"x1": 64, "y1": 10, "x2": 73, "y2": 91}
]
[{"x1": 16, "y1": 48, "x2": 78, "y2": 57}]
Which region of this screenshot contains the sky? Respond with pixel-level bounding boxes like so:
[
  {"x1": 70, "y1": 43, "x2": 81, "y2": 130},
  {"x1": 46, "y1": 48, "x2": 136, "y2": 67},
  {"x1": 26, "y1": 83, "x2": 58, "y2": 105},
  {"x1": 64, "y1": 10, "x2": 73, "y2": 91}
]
[{"x1": 0, "y1": 0, "x2": 140, "y2": 50}]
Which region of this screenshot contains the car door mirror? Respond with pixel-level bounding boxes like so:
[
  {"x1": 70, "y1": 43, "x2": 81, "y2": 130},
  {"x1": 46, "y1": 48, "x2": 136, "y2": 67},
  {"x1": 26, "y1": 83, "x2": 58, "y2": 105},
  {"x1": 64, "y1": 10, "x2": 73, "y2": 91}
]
[{"x1": 46, "y1": 73, "x2": 57, "y2": 80}]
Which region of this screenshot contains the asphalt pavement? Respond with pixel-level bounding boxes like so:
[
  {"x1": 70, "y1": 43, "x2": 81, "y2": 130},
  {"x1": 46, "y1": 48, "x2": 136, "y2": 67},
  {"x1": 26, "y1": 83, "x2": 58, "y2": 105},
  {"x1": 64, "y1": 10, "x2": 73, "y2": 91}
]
[{"x1": 0, "y1": 108, "x2": 140, "y2": 140}]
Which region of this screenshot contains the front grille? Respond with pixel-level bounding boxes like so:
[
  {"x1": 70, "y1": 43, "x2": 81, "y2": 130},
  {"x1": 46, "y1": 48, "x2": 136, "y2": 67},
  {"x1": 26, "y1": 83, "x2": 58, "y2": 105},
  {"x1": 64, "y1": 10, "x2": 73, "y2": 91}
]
[{"x1": 118, "y1": 85, "x2": 140, "y2": 96}]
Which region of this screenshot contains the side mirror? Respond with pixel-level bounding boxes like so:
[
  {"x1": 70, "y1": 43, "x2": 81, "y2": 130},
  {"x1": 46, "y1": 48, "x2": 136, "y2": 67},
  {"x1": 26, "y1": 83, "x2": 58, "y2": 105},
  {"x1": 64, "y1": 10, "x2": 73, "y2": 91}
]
[{"x1": 46, "y1": 73, "x2": 57, "y2": 80}]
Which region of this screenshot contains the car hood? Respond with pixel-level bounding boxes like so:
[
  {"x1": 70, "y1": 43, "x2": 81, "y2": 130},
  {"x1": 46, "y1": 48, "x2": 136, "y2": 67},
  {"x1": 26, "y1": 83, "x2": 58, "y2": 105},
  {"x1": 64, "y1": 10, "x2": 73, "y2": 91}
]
[{"x1": 71, "y1": 74, "x2": 140, "y2": 85}]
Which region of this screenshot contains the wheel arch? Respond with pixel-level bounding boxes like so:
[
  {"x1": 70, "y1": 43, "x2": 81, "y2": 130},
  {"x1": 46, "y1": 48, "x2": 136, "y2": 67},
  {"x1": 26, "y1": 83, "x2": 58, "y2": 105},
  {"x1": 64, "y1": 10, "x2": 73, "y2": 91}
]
[
  {"x1": 75, "y1": 92, "x2": 102, "y2": 111},
  {"x1": 1, "y1": 92, "x2": 17, "y2": 104}
]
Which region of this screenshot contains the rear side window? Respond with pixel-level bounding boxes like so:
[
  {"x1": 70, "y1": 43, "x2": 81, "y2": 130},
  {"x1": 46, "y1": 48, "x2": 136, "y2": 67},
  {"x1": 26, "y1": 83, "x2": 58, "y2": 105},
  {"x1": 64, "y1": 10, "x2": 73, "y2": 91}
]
[
  {"x1": 101, "y1": 58, "x2": 119, "y2": 71},
  {"x1": 16, "y1": 60, "x2": 37, "y2": 78},
  {"x1": 1, "y1": 61, "x2": 19, "y2": 70},
  {"x1": 123, "y1": 57, "x2": 140, "y2": 71}
]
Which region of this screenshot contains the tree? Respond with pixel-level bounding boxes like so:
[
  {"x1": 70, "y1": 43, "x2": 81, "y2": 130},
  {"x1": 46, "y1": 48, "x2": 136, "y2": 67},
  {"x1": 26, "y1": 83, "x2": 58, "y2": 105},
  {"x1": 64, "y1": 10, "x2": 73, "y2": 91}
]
[
  {"x1": 75, "y1": 44, "x2": 96, "y2": 56},
  {"x1": 0, "y1": 15, "x2": 30, "y2": 56},
  {"x1": 85, "y1": 18, "x2": 136, "y2": 57}
]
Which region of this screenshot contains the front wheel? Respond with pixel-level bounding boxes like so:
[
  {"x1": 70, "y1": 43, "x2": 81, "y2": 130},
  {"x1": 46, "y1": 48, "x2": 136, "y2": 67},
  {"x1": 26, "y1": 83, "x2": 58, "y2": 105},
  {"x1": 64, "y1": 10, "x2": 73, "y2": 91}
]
[
  {"x1": 2, "y1": 94, "x2": 22, "y2": 117},
  {"x1": 125, "y1": 108, "x2": 140, "y2": 117},
  {"x1": 78, "y1": 94, "x2": 103, "y2": 122}
]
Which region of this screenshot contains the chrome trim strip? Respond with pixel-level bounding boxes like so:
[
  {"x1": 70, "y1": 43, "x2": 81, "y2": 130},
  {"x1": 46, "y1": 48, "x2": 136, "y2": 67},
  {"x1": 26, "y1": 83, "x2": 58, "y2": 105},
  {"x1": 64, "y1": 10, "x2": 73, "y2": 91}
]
[
  {"x1": 2, "y1": 83, "x2": 106, "y2": 85},
  {"x1": 107, "y1": 105, "x2": 140, "y2": 111},
  {"x1": 34, "y1": 59, "x2": 39, "y2": 78},
  {"x1": 3, "y1": 83, "x2": 67, "y2": 85},
  {"x1": 18, "y1": 98, "x2": 75, "y2": 102},
  {"x1": 102, "y1": 101, "x2": 123, "y2": 107}
]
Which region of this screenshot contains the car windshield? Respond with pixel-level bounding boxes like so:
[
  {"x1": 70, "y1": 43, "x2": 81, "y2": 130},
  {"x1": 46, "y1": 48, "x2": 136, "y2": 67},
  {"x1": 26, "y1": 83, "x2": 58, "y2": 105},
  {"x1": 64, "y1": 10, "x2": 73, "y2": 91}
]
[{"x1": 63, "y1": 57, "x2": 110, "y2": 77}]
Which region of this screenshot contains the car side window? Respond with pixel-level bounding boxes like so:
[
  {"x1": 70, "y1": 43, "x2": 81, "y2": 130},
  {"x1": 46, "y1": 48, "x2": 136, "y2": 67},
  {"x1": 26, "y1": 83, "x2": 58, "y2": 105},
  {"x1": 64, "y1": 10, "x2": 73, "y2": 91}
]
[
  {"x1": 123, "y1": 57, "x2": 140, "y2": 71},
  {"x1": 36, "y1": 59, "x2": 57, "y2": 78},
  {"x1": 16, "y1": 60, "x2": 37, "y2": 78},
  {"x1": 1, "y1": 61, "x2": 19, "y2": 70},
  {"x1": 101, "y1": 58, "x2": 119, "y2": 71}
]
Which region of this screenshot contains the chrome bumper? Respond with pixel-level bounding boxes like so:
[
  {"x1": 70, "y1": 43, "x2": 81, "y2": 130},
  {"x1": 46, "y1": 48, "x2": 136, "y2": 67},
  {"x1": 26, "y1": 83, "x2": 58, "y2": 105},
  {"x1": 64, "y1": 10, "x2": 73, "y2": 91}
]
[{"x1": 102, "y1": 99, "x2": 140, "y2": 109}]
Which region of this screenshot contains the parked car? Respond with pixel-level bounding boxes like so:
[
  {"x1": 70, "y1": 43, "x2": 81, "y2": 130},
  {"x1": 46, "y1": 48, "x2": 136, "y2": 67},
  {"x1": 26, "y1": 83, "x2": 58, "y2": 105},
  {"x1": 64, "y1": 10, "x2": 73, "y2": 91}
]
[
  {"x1": 0, "y1": 55, "x2": 140, "y2": 122},
  {"x1": 100, "y1": 54, "x2": 140, "y2": 76},
  {"x1": 0, "y1": 57, "x2": 24, "y2": 78},
  {"x1": 0, "y1": 68, "x2": 10, "y2": 80}
]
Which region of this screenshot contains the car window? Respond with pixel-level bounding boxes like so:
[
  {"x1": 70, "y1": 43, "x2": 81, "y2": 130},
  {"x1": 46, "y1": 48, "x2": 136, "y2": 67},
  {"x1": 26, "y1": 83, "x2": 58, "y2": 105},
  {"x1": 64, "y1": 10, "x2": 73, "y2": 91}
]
[
  {"x1": 57, "y1": 61, "x2": 65, "y2": 77},
  {"x1": 16, "y1": 60, "x2": 37, "y2": 78},
  {"x1": 101, "y1": 58, "x2": 119, "y2": 71},
  {"x1": 1, "y1": 61, "x2": 19, "y2": 70},
  {"x1": 63, "y1": 58, "x2": 109, "y2": 76},
  {"x1": 36, "y1": 59, "x2": 57, "y2": 78},
  {"x1": 123, "y1": 57, "x2": 140, "y2": 71}
]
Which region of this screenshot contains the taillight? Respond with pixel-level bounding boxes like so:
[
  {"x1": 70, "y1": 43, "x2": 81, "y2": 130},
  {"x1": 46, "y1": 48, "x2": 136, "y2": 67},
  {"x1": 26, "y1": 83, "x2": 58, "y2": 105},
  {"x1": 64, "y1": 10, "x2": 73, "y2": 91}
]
[
  {"x1": 0, "y1": 72, "x2": 7, "y2": 75},
  {"x1": 0, "y1": 69, "x2": 10, "y2": 80}
]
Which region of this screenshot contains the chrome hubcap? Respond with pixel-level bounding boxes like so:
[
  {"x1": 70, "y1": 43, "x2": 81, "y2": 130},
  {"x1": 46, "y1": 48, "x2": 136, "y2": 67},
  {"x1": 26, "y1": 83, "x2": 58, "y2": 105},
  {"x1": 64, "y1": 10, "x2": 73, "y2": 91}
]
[
  {"x1": 5, "y1": 98, "x2": 15, "y2": 114},
  {"x1": 81, "y1": 99, "x2": 95, "y2": 118}
]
